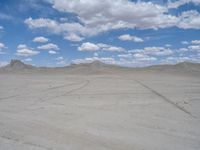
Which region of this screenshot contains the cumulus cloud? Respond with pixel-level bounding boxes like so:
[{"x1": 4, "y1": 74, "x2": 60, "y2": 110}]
[
  {"x1": 17, "y1": 44, "x2": 27, "y2": 49},
  {"x1": 118, "y1": 53, "x2": 132, "y2": 58},
  {"x1": 192, "y1": 40, "x2": 200, "y2": 45},
  {"x1": 16, "y1": 49, "x2": 39, "y2": 57},
  {"x1": 179, "y1": 48, "x2": 188, "y2": 52},
  {"x1": 78, "y1": 42, "x2": 124, "y2": 52},
  {"x1": 38, "y1": 43, "x2": 59, "y2": 50},
  {"x1": 56, "y1": 56, "x2": 64, "y2": 61},
  {"x1": 119, "y1": 52, "x2": 157, "y2": 62},
  {"x1": 178, "y1": 10, "x2": 200, "y2": 29},
  {"x1": 0, "y1": 42, "x2": 6, "y2": 54},
  {"x1": 33, "y1": 36, "x2": 49, "y2": 43},
  {"x1": 143, "y1": 47, "x2": 173, "y2": 56},
  {"x1": 165, "y1": 44, "x2": 171, "y2": 47},
  {"x1": 55, "y1": 56, "x2": 67, "y2": 65},
  {"x1": 72, "y1": 55, "x2": 158, "y2": 67},
  {"x1": 48, "y1": 50, "x2": 57, "y2": 54},
  {"x1": 119, "y1": 34, "x2": 144, "y2": 42},
  {"x1": 50, "y1": 0, "x2": 175, "y2": 30},
  {"x1": 25, "y1": 17, "x2": 86, "y2": 38},
  {"x1": 24, "y1": 1, "x2": 200, "y2": 40},
  {"x1": 0, "y1": 61, "x2": 8, "y2": 67},
  {"x1": 117, "y1": 46, "x2": 176, "y2": 66},
  {"x1": 24, "y1": 58, "x2": 32, "y2": 62},
  {"x1": 72, "y1": 57, "x2": 116, "y2": 64},
  {"x1": 181, "y1": 41, "x2": 189, "y2": 45},
  {"x1": 57, "y1": 60, "x2": 67, "y2": 65},
  {"x1": 0, "y1": 26, "x2": 3, "y2": 31},
  {"x1": 168, "y1": 0, "x2": 200, "y2": 9},
  {"x1": 16, "y1": 44, "x2": 40, "y2": 57},
  {"x1": 133, "y1": 53, "x2": 157, "y2": 61},
  {"x1": 97, "y1": 43, "x2": 125, "y2": 52},
  {"x1": 64, "y1": 33, "x2": 84, "y2": 42},
  {"x1": 129, "y1": 46, "x2": 173, "y2": 57},
  {"x1": 78, "y1": 42, "x2": 100, "y2": 51},
  {"x1": 0, "y1": 42, "x2": 6, "y2": 50},
  {"x1": 188, "y1": 45, "x2": 200, "y2": 52}
]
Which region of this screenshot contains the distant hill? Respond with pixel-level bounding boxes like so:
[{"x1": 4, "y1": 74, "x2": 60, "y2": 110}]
[
  {"x1": 0, "y1": 59, "x2": 200, "y2": 75},
  {"x1": 146, "y1": 62, "x2": 200, "y2": 72},
  {"x1": 0, "y1": 59, "x2": 35, "y2": 71},
  {"x1": 64, "y1": 60, "x2": 124, "y2": 74}
]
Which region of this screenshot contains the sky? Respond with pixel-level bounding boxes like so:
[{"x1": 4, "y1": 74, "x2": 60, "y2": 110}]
[{"x1": 0, "y1": 0, "x2": 200, "y2": 67}]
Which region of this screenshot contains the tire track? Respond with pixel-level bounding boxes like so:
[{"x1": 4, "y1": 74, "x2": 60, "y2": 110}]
[
  {"x1": 0, "y1": 95, "x2": 20, "y2": 101},
  {"x1": 34, "y1": 80, "x2": 90, "y2": 104},
  {"x1": 135, "y1": 80, "x2": 196, "y2": 118},
  {"x1": 42, "y1": 81, "x2": 82, "y2": 92},
  {"x1": 1, "y1": 135, "x2": 52, "y2": 150},
  {"x1": 0, "y1": 81, "x2": 82, "y2": 102}
]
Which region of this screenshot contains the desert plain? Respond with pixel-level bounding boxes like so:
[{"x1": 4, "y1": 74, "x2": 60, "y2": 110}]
[{"x1": 0, "y1": 60, "x2": 200, "y2": 150}]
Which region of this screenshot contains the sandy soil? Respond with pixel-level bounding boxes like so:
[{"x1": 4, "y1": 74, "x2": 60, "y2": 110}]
[{"x1": 0, "y1": 70, "x2": 200, "y2": 150}]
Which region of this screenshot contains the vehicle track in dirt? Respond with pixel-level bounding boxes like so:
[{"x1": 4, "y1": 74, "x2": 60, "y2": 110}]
[{"x1": 135, "y1": 80, "x2": 196, "y2": 118}]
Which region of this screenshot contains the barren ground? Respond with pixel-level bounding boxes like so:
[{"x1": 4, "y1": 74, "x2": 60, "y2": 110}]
[{"x1": 0, "y1": 71, "x2": 200, "y2": 150}]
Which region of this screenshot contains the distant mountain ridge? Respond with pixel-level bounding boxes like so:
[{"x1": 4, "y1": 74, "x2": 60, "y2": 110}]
[
  {"x1": 1, "y1": 59, "x2": 35, "y2": 71},
  {"x1": 0, "y1": 59, "x2": 200, "y2": 74}
]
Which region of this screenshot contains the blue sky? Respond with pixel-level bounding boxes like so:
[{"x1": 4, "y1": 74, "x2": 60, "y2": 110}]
[{"x1": 0, "y1": 0, "x2": 200, "y2": 67}]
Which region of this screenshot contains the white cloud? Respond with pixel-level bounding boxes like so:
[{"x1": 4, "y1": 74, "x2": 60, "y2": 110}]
[
  {"x1": 25, "y1": 17, "x2": 58, "y2": 29},
  {"x1": 0, "y1": 61, "x2": 8, "y2": 67},
  {"x1": 0, "y1": 42, "x2": 6, "y2": 54},
  {"x1": 24, "y1": 58, "x2": 32, "y2": 62},
  {"x1": 192, "y1": 40, "x2": 200, "y2": 45},
  {"x1": 16, "y1": 44, "x2": 40, "y2": 57},
  {"x1": 24, "y1": 0, "x2": 200, "y2": 43},
  {"x1": 78, "y1": 42, "x2": 100, "y2": 51},
  {"x1": 0, "y1": 42, "x2": 6, "y2": 50},
  {"x1": 94, "y1": 52, "x2": 99, "y2": 57},
  {"x1": 57, "y1": 60, "x2": 67, "y2": 65},
  {"x1": 97, "y1": 43, "x2": 124, "y2": 52},
  {"x1": 0, "y1": 26, "x2": 3, "y2": 31},
  {"x1": 133, "y1": 53, "x2": 157, "y2": 61},
  {"x1": 16, "y1": 49, "x2": 40, "y2": 57},
  {"x1": 119, "y1": 34, "x2": 143, "y2": 42},
  {"x1": 165, "y1": 44, "x2": 171, "y2": 47},
  {"x1": 103, "y1": 46, "x2": 124, "y2": 52},
  {"x1": 178, "y1": 10, "x2": 200, "y2": 29},
  {"x1": 72, "y1": 55, "x2": 158, "y2": 67},
  {"x1": 33, "y1": 36, "x2": 49, "y2": 43},
  {"x1": 38, "y1": 43, "x2": 59, "y2": 50},
  {"x1": 181, "y1": 41, "x2": 189, "y2": 45},
  {"x1": 25, "y1": 1, "x2": 200, "y2": 40},
  {"x1": 188, "y1": 45, "x2": 200, "y2": 52},
  {"x1": 55, "y1": 56, "x2": 67, "y2": 65},
  {"x1": 72, "y1": 57, "x2": 116, "y2": 64},
  {"x1": 64, "y1": 33, "x2": 84, "y2": 42},
  {"x1": 50, "y1": 0, "x2": 177, "y2": 30},
  {"x1": 120, "y1": 46, "x2": 174, "y2": 64},
  {"x1": 56, "y1": 56, "x2": 64, "y2": 60},
  {"x1": 168, "y1": 0, "x2": 200, "y2": 9},
  {"x1": 165, "y1": 55, "x2": 200, "y2": 64},
  {"x1": 78, "y1": 42, "x2": 124, "y2": 52},
  {"x1": 48, "y1": 50, "x2": 57, "y2": 54},
  {"x1": 143, "y1": 47, "x2": 173, "y2": 56},
  {"x1": 179, "y1": 48, "x2": 188, "y2": 52},
  {"x1": 118, "y1": 53, "x2": 132, "y2": 58},
  {"x1": 25, "y1": 17, "x2": 86, "y2": 37},
  {"x1": 17, "y1": 44, "x2": 27, "y2": 49}
]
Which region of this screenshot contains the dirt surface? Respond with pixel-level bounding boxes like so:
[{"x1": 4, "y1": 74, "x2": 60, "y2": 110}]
[{"x1": 0, "y1": 68, "x2": 200, "y2": 150}]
